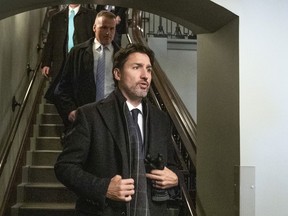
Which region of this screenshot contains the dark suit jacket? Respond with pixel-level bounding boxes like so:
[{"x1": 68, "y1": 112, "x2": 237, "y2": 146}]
[
  {"x1": 54, "y1": 88, "x2": 181, "y2": 216},
  {"x1": 41, "y1": 6, "x2": 96, "y2": 79},
  {"x1": 54, "y1": 38, "x2": 120, "y2": 126}
]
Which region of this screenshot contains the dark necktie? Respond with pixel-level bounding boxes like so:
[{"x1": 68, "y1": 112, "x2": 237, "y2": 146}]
[
  {"x1": 96, "y1": 46, "x2": 106, "y2": 102},
  {"x1": 131, "y1": 109, "x2": 143, "y2": 151},
  {"x1": 130, "y1": 108, "x2": 149, "y2": 216}
]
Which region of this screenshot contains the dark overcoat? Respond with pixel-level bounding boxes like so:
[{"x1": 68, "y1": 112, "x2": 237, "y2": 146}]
[
  {"x1": 41, "y1": 6, "x2": 96, "y2": 79},
  {"x1": 53, "y1": 38, "x2": 120, "y2": 126},
  {"x1": 54, "y1": 89, "x2": 181, "y2": 216}
]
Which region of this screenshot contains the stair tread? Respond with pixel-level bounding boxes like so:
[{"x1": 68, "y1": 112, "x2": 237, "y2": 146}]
[
  {"x1": 20, "y1": 182, "x2": 66, "y2": 188},
  {"x1": 28, "y1": 150, "x2": 61, "y2": 153},
  {"x1": 24, "y1": 165, "x2": 54, "y2": 168},
  {"x1": 39, "y1": 123, "x2": 64, "y2": 126},
  {"x1": 17, "y1": 202, "x2": 75, "y2": 209},
  {"x1": 37, "y1": 137, "x2": 60, "y2": 139}
]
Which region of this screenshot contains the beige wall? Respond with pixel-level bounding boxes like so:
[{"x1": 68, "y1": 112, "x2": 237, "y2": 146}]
[
  {"x1": 0, "y1": 8, "x2": 46, "y2": 209},
  {"x1": 197, "y1": 18, "x2": 239, "y2": 215},
  {"x1": 0, "y1": 8, "x2": 45, "y2": 150}
]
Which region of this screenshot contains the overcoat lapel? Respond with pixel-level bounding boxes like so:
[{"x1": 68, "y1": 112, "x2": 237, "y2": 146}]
[
  {"x1": 144, "y1": 104, "x2": 166, "y2": 158},
  {"x1": 80, "y1": 40, "x2": 96, "y2": 101},
  {"x1": 97, "y1": 93, "x2": 130, "y2": 178}
]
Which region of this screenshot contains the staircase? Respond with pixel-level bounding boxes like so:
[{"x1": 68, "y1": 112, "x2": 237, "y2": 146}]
[
  {"x1": 9, "y1": 81, "x2": 182, "y2": 216},
  {"x1": 11, "y1": 82, "x2": 77, "y2": 216}
]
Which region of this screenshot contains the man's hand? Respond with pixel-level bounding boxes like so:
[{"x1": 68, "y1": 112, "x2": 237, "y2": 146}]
[
  {"x1": 41, "y1": 66, "x2": 50, "y2": 78},
  {"x1": 106, "y1": 175, "x2": 135, "y2": 202},
  {"x1": 68, "y1": 110, "x2": 76, "y2": 122},
  {"x1": 146, "y1": 167, "x2": 178, "y2": 189}
]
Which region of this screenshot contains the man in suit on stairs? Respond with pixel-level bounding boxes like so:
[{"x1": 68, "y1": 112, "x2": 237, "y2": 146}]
[
  {"x1": 54, "y1": 11, "x2": 120, "y2": 129},
  {"x1": 41, "y1": 4, "x2": 96, "y2": 94},
  {"x1": 54, "y1": 43, "x2": 182, "y2": 216}
]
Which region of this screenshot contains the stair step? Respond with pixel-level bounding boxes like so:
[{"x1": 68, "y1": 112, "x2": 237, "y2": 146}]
[
  {"x1": 23, "y1": 166, "x2": 58, "y2": 183},
  {"x1": 43, "y1": 104, "x2": 58, "y2": 114},
  {"x1": 17, "y1": 183, "x2": 77, "y2": 203},
  {"x1": 27, "y1": 150, "x2": 61, "y2": 166},
  {"x1": 11, "y1": 81, "x2": 77, "y2": 216},
  {"x1": 38, "y1": 124, "x2": 64, "y2": 137},
  {"x1": 34, "y1": 137, "x2": 62, "y2": 150},
  {"x1": 12, "y1": 203, "x2": 179, "y2": 216},
  {"x1": 11, "y1": 202, "x2": 76, "y2": 216},
  {"x1": 41, "y1": 113, "x2": 63, "y2": 124}
]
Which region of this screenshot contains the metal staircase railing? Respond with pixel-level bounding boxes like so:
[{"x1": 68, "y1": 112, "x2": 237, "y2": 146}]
[
  {"x1": 138, "y1": 11, "x2": 197, "y2": 39},
  {"x1": 129, "y1": 9, "x2": 197, "y2": 216}
]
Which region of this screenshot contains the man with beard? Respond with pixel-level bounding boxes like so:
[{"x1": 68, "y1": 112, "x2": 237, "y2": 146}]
[{"x1": 54, "y1": 43, "x2": 182, "y2": 216}]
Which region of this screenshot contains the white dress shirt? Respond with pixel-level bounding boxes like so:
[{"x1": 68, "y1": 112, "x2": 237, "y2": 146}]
[
  {"x1": 126, "y1": 101, "x2": 144, "y2": 142},
  {"x1": 93, "y1": 39, "x2": 115, "y2": 99}
]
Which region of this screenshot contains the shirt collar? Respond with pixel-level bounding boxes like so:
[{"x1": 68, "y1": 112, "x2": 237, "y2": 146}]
[
  {"x1": 94, "y1": 39, "x2": 113, "y2": 52},
  {"x1": 126, "y1": 101, "x2": 143, "y2": 113},
  {"x1": 69, "y1": 5, "x2": 80, "y2": 15}
]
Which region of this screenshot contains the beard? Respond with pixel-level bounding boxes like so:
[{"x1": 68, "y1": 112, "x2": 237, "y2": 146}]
[
  {"x1": 130, "y1": 85, "x2": 149, "y2": 98},
  {"x1": 121, "y1": 83, "x2": 150, "y2": 101}
]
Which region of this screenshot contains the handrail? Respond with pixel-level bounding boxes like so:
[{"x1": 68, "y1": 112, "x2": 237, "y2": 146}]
[
  {"x1": 131, "y1": 9, "x2": 197, "y2": 166},
  {"x1": 182, "y1": 184, "x2": 196, "y2": 216},
  {"x1": 130, "y1": 9, "x2": 197, "y2": 216},
  {"x1": 0, "y1": 49, "x2": 43, "y2": 176},
  {"x1": 148, "y1": 71, "x2": 197, "y2": 216}
]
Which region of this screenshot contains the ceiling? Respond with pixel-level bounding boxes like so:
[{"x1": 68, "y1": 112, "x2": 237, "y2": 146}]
[{"x1": 0, "y1": 0, "x2": 237, "y2": 34}]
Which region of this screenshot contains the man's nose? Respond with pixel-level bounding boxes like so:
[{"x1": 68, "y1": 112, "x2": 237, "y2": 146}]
[{"x1": 141, "y1": 69, "x2": 150, "y2": 79}]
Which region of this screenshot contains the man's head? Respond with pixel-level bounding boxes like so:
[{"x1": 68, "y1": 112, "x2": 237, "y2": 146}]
[
  {"x1": 93, "y1": 10, "x2": 116, "y2": 46},
  {"x1": 113, "y1": 44, "x2": 155, "y2": 106}
]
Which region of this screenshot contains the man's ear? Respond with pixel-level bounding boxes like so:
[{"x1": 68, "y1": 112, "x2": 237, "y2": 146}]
[
  {"x1": 93, "y1": 24, "x2": 96, "y2": 32},
  {"x1": 113, "y1": 68, "x2": 121, "y2": 81}
]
